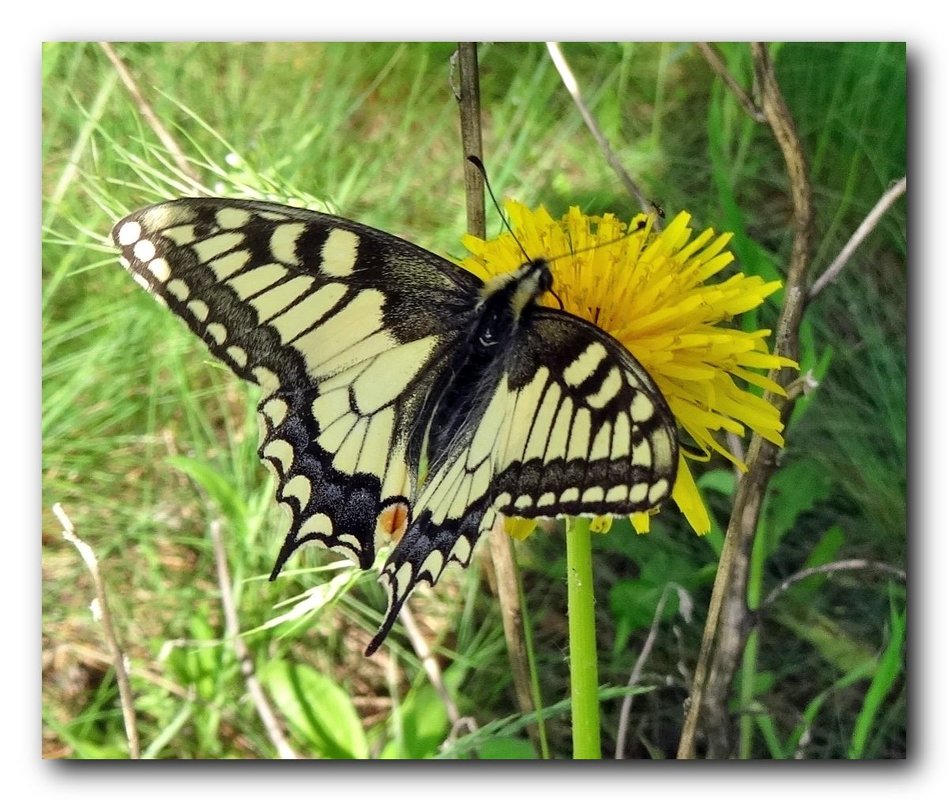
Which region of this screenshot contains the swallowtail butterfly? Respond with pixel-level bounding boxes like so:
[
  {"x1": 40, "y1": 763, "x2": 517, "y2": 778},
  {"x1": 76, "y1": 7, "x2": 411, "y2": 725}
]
[{"x1": 113, "y1": 198, "x2": 678, "y2": 654}]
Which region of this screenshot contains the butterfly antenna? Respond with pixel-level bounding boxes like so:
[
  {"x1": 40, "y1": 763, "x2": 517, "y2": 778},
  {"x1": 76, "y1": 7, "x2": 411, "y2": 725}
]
[{"x1": 466, "y1": 156, "x2": 533, "y2": 265}]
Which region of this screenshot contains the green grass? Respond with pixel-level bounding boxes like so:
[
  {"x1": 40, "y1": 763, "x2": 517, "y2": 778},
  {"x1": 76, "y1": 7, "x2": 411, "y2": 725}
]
[{"x1": 42, "y1": 42, "x2": 906, "y2": 759}]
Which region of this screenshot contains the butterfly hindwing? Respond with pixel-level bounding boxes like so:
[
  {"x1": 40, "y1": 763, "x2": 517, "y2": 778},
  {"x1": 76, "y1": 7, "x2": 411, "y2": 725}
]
[
  {"x1": 113, "y1": 198, "x2": 481, "y2": 571},
  {"x1": 368, "y1": 306, "x2": 678, "y2": 653},
  {"x1": 489, "y1": 309, "x2": 678, "y2": 518}
]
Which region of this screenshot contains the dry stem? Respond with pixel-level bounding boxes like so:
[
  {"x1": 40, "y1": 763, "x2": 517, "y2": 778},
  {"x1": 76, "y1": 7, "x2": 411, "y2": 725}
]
[
  {"x1": 677, "y1": 42, "x2": 815, "y2": 759},
  {"x1": 54, "y1": 503, "x2": 140, "y2": 759},
  {"x1": 546, "y1": 42, "x2": 653, "y2": 216},
  {"x1": 455, "y1": 42, "x2": 537, "y2": 728},
  {"x1": 808, "y1": 177, "x2": 907, "y2": 301},
  {"x1": 99, "y1": 42, "x2": 202, "y2": 189},
  {"x1": 209, "y1": 520, "x2": 298, "y2": 759}
]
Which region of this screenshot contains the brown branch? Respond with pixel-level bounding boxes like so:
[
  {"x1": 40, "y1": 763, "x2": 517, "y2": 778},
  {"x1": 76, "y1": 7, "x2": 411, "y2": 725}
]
[
  {"x1": 54, "y1": 503, "x2": 140, "y2": 759},
  {"x1": 457, "y1": 43, "x2": 486, "y2": 238},
  {"x1": 695, "y1": 43, "x2": 766, "y2": 122},
  {"x1": 758, "y1": 560, "x2": 906, "y2": 614},
  {"x1": 615, "y1": 583, "x2": 691, "y2": 759},
  {"x1": 455, "y1": 42, "x2": 538, "y2": 732},
  {"x1": 678, "y1": 42, "x2": 815, "y2": 760},
  {"x1": 398, "y1": 603, "x2": 463, "y2": 725},
  {"x1": 99, "y1": 42, "x2": 202, "y2": 189},
  {"x1": 209, "y1": 520, "x2": 298, "y2": 759},
  {"x1": 808, "y1": 176, "x2": 907, "y2": 301},
  {"x1": 546, "y1": 42, "x2": 653, "y2": 216}
]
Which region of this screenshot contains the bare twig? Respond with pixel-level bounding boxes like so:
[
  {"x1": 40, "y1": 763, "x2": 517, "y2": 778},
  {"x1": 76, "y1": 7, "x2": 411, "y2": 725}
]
[
  {"x1": 678, "y1": 42, "x2": 815, "y2": 760},
  {"x1": 99, "y1": 42, "x2": 202, "y2": 188},
  {"x1": 54, "y1": 503, "x2": 140, "y2": 759},
  {"x1": 758, "y1": 559, "x2": 906, "y2": 614},
  {"x1": 455, "y1": 42, "x2": 537, "y2": 730},
  {"x1": 398, "y1": 603, "x2": 461, "y2": 724},
  {"x1": 546, "y1": 42, "x2": 653, "y2": 216},
  {"x1": 209, "y1": 520, "x2": 298, "y2": 759},
  {"x1": 695, "y1": 43, "x2": 765, "y2": 123},
  {"x1": 456, "y1": 43, "x2": 486, "y2": 238},
  {"x1": 616, "y1": 583, "x2": 691, "y2": 759},
  {"x1": 808, "y1": 177, "x2": 907, "y2": 300}
]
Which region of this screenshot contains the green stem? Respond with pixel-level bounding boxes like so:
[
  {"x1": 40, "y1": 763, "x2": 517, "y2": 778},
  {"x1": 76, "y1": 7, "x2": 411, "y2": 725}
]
[{"x1": 566, "y1": 516, "x2": 601, "y2": 759}]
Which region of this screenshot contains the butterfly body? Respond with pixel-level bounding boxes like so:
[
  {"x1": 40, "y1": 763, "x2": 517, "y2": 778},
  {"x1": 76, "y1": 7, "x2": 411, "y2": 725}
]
[{"x1": 113, "y1": 198, "x2": 677, "y2": 654}]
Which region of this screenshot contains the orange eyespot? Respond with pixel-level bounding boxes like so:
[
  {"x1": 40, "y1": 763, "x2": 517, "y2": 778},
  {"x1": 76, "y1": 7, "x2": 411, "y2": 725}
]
[{"x1": 376, "y1": 501, "x2": 410, "y2": 542}]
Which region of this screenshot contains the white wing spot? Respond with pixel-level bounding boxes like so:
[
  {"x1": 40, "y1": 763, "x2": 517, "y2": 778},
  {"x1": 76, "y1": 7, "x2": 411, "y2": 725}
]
[
  {"x1": 227, "y1": 345, "x2": 248, "y2": 368},
  {"x1": 560, "y1": 487, "x2": 580, "y2": 504},
  {"x1": 133, "y1": 239, "x2": 156, "y2": 262},
  {"x1": 514, "y1": 494, "x2": 533, "y2": 509},
  {"x1": 228, "y1": 263, "x2": 288, "y2": 300},
  {"x1": 188, "y1": 300, "x2": 209, "y2": 322},
  {"x1": 132, "y1": 273, "x2": 150, "y2": 291},
  {"x1": 564, "y1": 341, "x2": 607, "y2": 388},
  {"x1": 611, "y1": 412, "x2": 631, "y2": 459},
  {"x1": 450, "y1": 537, "x2": 473, "y2": 566},
  {"x1": 648, "y1": 479, "x2": 670, "y2": 506},
  {"x1": 394, "y1": 562, "x2": 414, "y2": 593},
  {"x1": 629, "y1": 483, "x2": 649, "y2": 503},
  {"x1": 590, "y1": 423, "x2": 612, "y2": 461},
  {"x1": 118, "y1": 221, "x2": 142, "y2": 246},
  {"x1": 262, "y1": 397, "x2": 288, "y2": 426},
  {"x1": 253, "y1": 366, "x2": 280, "y2": 389},
  {"x1": 631, "y1": 439, "x2": 652, "y2": 467},
  {"x1": 321, "y1": 228, "x2": 360, "y2": 277},
  {"x1": 163, "y1": 224, "x2": 197, "y2": 246},
  {"x1": 587, "y1": 367, "x2": 622, "y2": 409},
  {"x1": 209, "y1": 249, "x2": 252, "y2": 281},
  {"x1": 283, "y1": 475, "x2": 313, "y2": 509},
  {"x1": 262, "y1": 439, "x2": 294, "y2": 473},
  {"x1": 166, "y1": 279, "x2": 189, "y2": 301},
  {"x1": 270, "y1": 223, "x2": 305, "y2": 265},
  {"x1": 216, "y1": 207, "x2": 252, "y2": 229},
  {"x1": 420, "y1": 550, "x2": 445, "y2": 581},
  {"x1": 538, "y1": 492, "x2": 556, "y2": 507},
  {"x1": 193, "y1": 232, "x2": 244, "y2": 265},
  {"x1": 630, "y1": 392, "x2": 655, "y2": 424},
  {"x1": 148, "y1": 257, "x2": 171, "y2": 282},
  {"x1": 206, "y1": 323, "x2": 227, "y2": 345},
  {"x1": 299, "y1": 513, "x2": 333, "y2": 537},
  {"x1": 606, "y1": 485, "x2": 629, "y2": 503},
  {"x1": 567, "y1": 408, "x2": 592, "y2": 461},
  {"x1": 581, "y1": 486, "x2": 605, "y2": 504},
  {"x1": 334, "y1": 532, "x2": 362, "y2": 551}
]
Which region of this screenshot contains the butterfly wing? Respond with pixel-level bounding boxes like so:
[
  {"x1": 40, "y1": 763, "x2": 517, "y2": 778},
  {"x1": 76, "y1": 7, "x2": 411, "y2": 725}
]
[
  {"x1": 367, "y1": 307, "x2": 678, "y2": 653},
  {"x1": 113, "y1": 198, "x2": 483, "y2": 571}
]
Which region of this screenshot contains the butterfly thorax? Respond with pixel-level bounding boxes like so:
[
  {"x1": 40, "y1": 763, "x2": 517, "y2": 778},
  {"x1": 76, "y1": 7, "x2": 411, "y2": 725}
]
[
  {"x1": 424, "y1": 259, "x2": 552, "y2": 462},
  {"x1": 478, "y1": 258, "x2": 553, "y2": 323}
]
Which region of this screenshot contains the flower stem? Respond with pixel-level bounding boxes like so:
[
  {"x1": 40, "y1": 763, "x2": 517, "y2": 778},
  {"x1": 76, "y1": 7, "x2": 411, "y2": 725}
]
[{"x1": 565, "y1": 516, "x2": 601, "y2": 759}]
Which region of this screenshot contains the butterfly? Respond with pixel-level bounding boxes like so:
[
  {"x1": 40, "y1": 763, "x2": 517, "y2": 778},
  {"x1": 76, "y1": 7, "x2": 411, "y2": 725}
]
[{"x1": 112, "y1": 198, "x2": 679, "y2": 655}]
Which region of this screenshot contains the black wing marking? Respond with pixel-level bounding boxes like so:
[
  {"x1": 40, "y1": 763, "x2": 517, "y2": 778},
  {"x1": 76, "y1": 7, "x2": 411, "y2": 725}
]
[
  {"x1": 113, "y1": 198, "x2": 481, "y2": 571},
  {"x1": 365, "y1": 307, "x2": 678, "y2": 654}
]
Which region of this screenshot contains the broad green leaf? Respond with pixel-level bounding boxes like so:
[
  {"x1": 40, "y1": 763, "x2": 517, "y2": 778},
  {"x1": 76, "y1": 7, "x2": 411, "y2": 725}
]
[{"x1": 261, "y1": 660, "x2": 368, "y2": 759}]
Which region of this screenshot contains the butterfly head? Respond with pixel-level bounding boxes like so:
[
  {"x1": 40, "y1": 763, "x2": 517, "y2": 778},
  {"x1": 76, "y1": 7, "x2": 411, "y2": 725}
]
[{"x1": 480, "y1": 258, "x2": 554, "y2": 316}]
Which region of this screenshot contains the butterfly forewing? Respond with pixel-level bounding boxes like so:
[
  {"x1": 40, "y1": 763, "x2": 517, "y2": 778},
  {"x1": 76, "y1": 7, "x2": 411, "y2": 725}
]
[{"x1": 113, "y1": 198, "x2": 481, "y2": 570}]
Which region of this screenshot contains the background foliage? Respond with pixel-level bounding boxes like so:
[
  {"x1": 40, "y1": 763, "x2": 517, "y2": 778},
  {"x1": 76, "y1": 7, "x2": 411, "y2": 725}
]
[{"x1": 42, "y1": 41, "x2": 906, "y2": 759}]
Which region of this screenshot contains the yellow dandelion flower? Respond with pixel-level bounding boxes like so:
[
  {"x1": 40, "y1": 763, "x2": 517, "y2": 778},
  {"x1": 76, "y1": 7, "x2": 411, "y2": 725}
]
[{"x1": 460, "y1": 200, "x2": 795, "y2": 536}]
